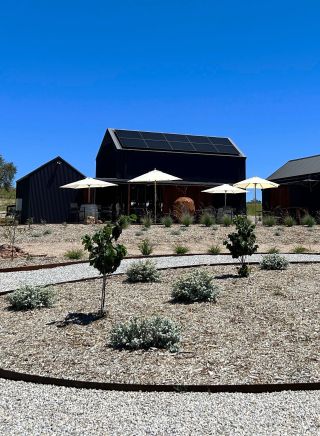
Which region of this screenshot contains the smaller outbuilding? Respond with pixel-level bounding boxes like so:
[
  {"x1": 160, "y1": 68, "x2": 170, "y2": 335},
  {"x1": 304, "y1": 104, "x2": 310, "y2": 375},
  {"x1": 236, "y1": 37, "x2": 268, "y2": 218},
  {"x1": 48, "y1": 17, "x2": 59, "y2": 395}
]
[
  {"x1": 263, "y1": 154, "x2": 320, "y2": 217},
  {"x1": 16, "y1": 156, "x2": 85, "y2": 223}
]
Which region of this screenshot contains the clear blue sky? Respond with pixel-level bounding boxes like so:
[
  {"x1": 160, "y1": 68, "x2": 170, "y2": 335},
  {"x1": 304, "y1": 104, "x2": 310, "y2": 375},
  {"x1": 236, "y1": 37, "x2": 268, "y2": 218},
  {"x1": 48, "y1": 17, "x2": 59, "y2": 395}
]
[{"x1": 1, "y1": 0, "x2": 319, "y2": 200}]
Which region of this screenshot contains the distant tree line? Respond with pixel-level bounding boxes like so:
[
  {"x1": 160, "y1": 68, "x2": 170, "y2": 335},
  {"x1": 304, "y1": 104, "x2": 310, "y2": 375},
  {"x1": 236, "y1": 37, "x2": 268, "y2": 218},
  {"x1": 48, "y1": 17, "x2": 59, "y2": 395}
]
[{"x1": 0, "y1": 155, "x2": 16, "y2": 190}]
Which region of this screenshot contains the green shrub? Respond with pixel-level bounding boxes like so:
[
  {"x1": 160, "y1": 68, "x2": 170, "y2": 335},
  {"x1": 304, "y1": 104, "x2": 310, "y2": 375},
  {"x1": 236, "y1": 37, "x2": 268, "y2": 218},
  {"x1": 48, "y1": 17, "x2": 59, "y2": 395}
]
[
  {"x1": 118, "y1": 215, "x2": 131, "y2": 229},
  {"x1": 43, "y1": 229, "x2": 52, "y2": 235},
  {"x1": 161, "y1": 215, "x2": 173, "y2": 228},
  {"x1": 64, "y1": 249, "x2": 84, "y2": 260},
  {"x1": 8, "y1": 285, "x2": 55, "y2": 310},
  {"x1": 222, "y1": 215, "x2": 232, "y2": 227},
  {"x1": 31, "y1": 232, "x2": 41, "y2": 238},
  {"x1": 135, "y1": 231, "x2": 144, "y2": 237},
  {"x1": 126, "y1": 260, "x2": 160, "y2": 283},
  {"x1": 302, "y1": 214, "x2": 316, "y2": 227},
  {"x1": 260, "y1": 253, "x2": 289, "y2": 270},
  {"x1": 141, "y1": 215, "x2": 152, "y2": 228},
  {"x1": 263, "y1": 215, "x2": 276, "y2": 227},
  {"x1": 110, "y1": 316, "x2": 180, "y2": 352},
  {"x1": 267, "y1": 247, "x2": 279, "y2": 254},
  {"x1": 129, "y1": 214, "x2": 138, "y2": 223},
  {"x1": 199, "y1": 212, "x2": 215, "y2": 227},
  {"x1": 224, "y1": 215, "x2": 258, "y2": 277},
  {"x1": 171, "y1": 270, "x2": 220, "y2": 303},
  {"x1": 212, "y1": 225, "x2": 219, "y2": 231},
  {"x1": 174, "y1": 244, "x2": 189, "y2": 255},
  {"x1": 208, "y1": 245, "x2": 221, "y2": 255},
  {"x1": 292, "y1": 245, "x2": 308, "y2": 254},
  {"x1": 180, "y1": 213, "x2": 194, "y2": 227},
  {"x1": 138, "y1": 238, "x2": 153, "y2": 256},
  {"x1": 283, "y1": 216, "x2": 296, "y2": 227}
]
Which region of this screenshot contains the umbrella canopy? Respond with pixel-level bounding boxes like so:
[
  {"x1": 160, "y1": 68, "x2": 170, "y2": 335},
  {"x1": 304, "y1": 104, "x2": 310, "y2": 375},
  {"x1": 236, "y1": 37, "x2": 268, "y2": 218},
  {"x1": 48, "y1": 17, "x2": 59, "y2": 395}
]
[
  {"x1": 202, "y1": 184, "x2": 247, "y2": 208},
  {"x1": 60, "y1": 177, "x2": 117, "y2": 189},
  {"x1": 233, "y1": 176, "x2": 279, "y2": 190},
  {"x1": 129, "y1": 169, "x2": 181, "y2": 183},
  {"x1": 128, "y1": 169, "x2": 182, "y2": 223},
  {"x1": 233, "y1": 177, "x2": 279, "y2": 223},
  {"x1": 60, "y1": 177, "x2": 117, "y2": 203}
]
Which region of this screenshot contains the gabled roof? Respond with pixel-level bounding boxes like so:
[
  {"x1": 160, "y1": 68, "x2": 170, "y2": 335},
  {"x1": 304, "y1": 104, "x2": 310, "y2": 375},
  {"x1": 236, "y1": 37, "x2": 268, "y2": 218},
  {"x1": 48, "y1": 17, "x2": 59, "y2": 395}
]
[
  {"x1": 106, "y1": 128, "x2": 245, "y2": 157},
  {"x1": 268, "y1": 154, "x2": 320, "y2": 181},
  {"x1": 16, "y1": 156, "x2": 85, "y2": 183}
]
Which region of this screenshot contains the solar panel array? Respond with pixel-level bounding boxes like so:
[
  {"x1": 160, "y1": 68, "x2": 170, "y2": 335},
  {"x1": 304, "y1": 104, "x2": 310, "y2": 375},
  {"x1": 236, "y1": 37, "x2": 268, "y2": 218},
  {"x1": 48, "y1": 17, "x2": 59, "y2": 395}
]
[{"x1": 114, "y1": 130, "x2": 240, "y2": 155}]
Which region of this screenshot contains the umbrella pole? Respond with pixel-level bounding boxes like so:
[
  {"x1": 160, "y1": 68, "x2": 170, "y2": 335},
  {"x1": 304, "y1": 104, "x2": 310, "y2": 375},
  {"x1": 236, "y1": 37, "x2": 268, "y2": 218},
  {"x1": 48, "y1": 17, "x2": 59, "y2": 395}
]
[
  {"x1": 224, "y1": 192, "x2": 227, "y2": 208},
  {"x1": 154, "y1": 181, "x2": 157, "y2": 224},
  {"x1": 254, "y1": 184, "x2": 257, "y2": 224},
  {"x1": 88, "y1": 187, "x2": 90, "y2": 204}
]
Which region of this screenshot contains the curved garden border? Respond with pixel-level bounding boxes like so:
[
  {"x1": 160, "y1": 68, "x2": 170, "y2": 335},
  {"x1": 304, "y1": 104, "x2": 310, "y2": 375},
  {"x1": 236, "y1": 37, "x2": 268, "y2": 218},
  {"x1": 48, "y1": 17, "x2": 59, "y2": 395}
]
[
  {"x1": 0, "y1": 367, "x2": 319, "y2": 393},
  {"x1": 2, "y1": 252, "x2": 320, "y2": 274}
]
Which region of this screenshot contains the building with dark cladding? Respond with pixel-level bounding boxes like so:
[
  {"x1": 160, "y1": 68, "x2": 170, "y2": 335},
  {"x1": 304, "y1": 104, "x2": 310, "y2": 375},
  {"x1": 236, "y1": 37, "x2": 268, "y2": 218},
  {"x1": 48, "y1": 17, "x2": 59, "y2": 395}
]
[
  {"x1": 16, "y1": 156, "x2": 85, "y2": 223},
  {"x1": 96, "y1": 128, "x2": 246, "y2": 217},
  {"x1": 263, "y1": 154, "x2": 320, "y2": 216}
]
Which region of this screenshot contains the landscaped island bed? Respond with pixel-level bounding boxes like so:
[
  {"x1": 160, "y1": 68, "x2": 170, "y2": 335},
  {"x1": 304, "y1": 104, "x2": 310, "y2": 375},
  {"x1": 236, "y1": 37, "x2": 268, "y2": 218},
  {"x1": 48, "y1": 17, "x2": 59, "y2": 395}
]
[
  {"x1": 1, "y1": 222, "x2": 320, "y2": 268},
  {"x1": 1, "y1": 264, "x2": 319, "y2": 385}
]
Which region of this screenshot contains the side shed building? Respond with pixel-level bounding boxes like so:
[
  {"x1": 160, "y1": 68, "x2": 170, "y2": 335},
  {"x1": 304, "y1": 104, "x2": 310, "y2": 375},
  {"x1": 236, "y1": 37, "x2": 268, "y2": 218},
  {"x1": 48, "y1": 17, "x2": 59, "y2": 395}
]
[
  {"x1": 96, "y1": 128, "x2": 246, "y2": 217},
  {"x1": 16, "y1": 156, "x2": 85, "y2": 223},
  {"x1": 263, "y1": 154, "x2": 320, "y2": 216}
]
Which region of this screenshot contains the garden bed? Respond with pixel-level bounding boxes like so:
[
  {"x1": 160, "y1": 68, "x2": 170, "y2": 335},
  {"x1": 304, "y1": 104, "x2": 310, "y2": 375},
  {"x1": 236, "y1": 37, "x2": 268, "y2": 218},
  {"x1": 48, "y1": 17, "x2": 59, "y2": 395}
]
[
  {"x1": 1, "y1": 223, "x2": 320, "y2": 269},
  {"x1": 0, "y1": 264, "x2": 319, "y2": 385}
]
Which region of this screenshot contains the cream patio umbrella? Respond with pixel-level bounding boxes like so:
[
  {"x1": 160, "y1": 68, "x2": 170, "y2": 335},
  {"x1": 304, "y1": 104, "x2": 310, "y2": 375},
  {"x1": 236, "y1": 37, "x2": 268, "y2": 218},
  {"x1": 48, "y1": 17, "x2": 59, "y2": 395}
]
[
  {"x1": 233, "y1": 176, "x2": 279, "y2": 223},
  {"x1": 202, "y1": 184, "x2": 247, "y2": 208},
  {"x1": 128, "y1": 169, "x2": 182, "y2": 223},
  {"x1": 60, "y1": 177, "x2": 117, "y2": 203}
]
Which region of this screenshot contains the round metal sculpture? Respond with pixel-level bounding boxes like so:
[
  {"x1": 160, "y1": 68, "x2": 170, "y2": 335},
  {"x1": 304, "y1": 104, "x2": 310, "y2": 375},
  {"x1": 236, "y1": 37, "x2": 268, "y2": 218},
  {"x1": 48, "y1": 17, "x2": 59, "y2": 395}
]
[{"x1": 173, "y1": 197, "x2": 195, "y2": 220}]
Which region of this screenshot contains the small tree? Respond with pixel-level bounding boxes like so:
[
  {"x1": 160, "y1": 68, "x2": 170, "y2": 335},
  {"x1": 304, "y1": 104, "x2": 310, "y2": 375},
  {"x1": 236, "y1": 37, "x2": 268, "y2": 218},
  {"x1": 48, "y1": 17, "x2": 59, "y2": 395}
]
[
  {"x1": 223, "y1": 215, "x2": 258, "y2": 277},
  {"x1": 0, "y1": 155, "x2": 17, "y2": 190},
  {"x1": 82, "y1": 224, "x2": 127, "y2": 315}
]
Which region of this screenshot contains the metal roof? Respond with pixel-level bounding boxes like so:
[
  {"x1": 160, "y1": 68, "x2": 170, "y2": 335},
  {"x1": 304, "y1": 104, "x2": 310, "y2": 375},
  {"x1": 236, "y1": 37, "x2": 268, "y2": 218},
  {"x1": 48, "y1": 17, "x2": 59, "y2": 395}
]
[
  {"x1": 108, "y1": 128, "x2": 245, "y2": 157},
  {"x1": 268, "y1": 154, "x2": 320, "y2": 181}
]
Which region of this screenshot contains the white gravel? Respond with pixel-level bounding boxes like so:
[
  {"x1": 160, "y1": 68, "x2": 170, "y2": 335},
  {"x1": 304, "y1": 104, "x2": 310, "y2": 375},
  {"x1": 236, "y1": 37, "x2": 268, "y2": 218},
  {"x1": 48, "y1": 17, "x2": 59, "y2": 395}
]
[
  {"x1": 0, "y1": 379, "x2": 319, "y2": 435},
  {"x1": 1, "y1": 254, "x2": 320, "y2": 292}
]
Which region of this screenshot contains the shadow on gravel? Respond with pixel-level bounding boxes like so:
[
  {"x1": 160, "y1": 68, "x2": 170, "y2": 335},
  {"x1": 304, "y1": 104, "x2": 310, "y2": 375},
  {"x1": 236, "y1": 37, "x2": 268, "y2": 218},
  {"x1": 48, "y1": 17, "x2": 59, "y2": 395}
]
[
  {"x1": 47, "y1": 312, "x2": 104, "y2": 327},
  {"x1": 214, "y1": 274, "x2": 239, "y2": 280}
]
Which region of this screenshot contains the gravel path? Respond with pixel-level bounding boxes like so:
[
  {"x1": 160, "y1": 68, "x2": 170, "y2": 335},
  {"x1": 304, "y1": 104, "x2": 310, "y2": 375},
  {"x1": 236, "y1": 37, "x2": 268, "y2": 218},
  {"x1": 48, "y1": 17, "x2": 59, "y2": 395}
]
[
  {"x1": 0, "y1": 379, "x2": 319, "y2": 435},
  {"x1": 1, "y1": 253, "x2": 320, "y2": 292}
]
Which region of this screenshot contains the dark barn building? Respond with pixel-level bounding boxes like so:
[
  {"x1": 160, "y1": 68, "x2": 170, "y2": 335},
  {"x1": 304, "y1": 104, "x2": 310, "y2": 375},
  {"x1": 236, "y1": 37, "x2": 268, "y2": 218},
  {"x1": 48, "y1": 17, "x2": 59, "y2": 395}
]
[
  {"x1": 16, "y1": 156, "x2": 85, "y2": 223},
  {"x1": 263, "y1": 154, "x2": 320, "y2": 217},
  {"x1": 96, "y1": 128, "x2": 246, "y2": 218}
]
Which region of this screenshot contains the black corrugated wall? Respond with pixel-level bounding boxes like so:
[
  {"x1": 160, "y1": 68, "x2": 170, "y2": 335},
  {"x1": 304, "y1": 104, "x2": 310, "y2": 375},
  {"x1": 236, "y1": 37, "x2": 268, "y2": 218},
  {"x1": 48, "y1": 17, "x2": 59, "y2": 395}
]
[{"x1": 16, "y1": 157, "x2": 84, "y2": 223}]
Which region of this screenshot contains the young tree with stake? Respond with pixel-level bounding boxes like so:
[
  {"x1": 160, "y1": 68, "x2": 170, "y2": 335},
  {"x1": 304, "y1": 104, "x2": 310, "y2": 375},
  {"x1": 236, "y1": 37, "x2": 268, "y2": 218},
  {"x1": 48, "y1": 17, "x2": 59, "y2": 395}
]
[
  {"x1": 82, "y1": 224, "x2": 127, "y2": 315},
  {"x1": 223, "y1": 215, "x2": 258, "y2": 277}
]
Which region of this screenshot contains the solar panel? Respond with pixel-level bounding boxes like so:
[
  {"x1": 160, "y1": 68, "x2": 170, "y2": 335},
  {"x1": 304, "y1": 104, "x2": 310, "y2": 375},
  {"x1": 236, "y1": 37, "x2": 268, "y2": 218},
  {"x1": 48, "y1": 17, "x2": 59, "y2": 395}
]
[
  {"x1": 169, "y1": 141, "x2": 195, "y2": 152},
  {"x1": 145, "y1": 140, "x2": 172, "y2": 150},
  {"x1": 140, "y1": 131, "x2": 166, "y2": 141},
  {"x1": 113, "y1": 129, "x2": 240, "y2": 156},
  {"x1": 192, "y1": 143, "x2": 215, "y2": 153},
  {"x1": 163, "y1": 133, "x2": 189, "y2": 142},
  {"x1": 187, "y1": 135, "x2": 211, "y2": 144},
  {"x1": 214, "y1": 144, "x2": 238, "y2": 155},
  {"x1": 116, "y1": 130, "x2": 142, "y2": 139},
  {"x1": 208, "y1": 137, "x2": 232, "y2": 146},
  {"x1": 120, "y1": 138, "x2": 148, "y2": 149}
]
